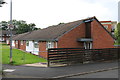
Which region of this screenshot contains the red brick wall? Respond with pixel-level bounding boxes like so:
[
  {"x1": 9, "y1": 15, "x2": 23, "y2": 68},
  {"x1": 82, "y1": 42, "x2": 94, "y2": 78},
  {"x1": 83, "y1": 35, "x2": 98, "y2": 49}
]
[
  {"x1": 91, "y1": 20, "x2": 114, "y2": 49},
  {"x1": 39, "y1": 41, "x2": 57, "y2": 58},
  {"x1": 58, "y1": 23, "x2": 85, "y2": 48},
  {"x1": 102, "y1": 24, "x2": 112, "y2": 32},
  {"x1": 39, "y1": 41, "x2": 47, "y2": 58},
  {"x1": 3, "y1": 34, "x2": 7, "y2": 41},
  {"x1": 15, "y1": 40, "x2": 17, "y2": 48},
  {"x1": 15, "y1": 40, "x2": 20, "y2": 49},
  {"x1": 19, "y1": 40, "x2": 26, "y2": 51},
  {"x1": 57, "y1": 20, "x2": 114, "y2": 49}
]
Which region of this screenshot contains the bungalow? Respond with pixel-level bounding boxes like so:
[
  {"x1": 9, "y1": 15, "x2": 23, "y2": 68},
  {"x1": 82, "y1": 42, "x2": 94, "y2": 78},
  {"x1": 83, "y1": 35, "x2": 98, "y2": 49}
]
[
  {"x1": 0, "y1": 30, "x2": 16, "y2": 44},
  {"x1": 12, "y1": 17, "x2": 115, "y2": 58}
]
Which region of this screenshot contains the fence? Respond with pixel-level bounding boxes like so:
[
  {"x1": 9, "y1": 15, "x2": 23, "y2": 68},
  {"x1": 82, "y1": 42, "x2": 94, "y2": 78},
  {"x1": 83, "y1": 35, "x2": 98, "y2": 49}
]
[{"x1": 47, "y1": 48, "x2": 120, "y2": 67}]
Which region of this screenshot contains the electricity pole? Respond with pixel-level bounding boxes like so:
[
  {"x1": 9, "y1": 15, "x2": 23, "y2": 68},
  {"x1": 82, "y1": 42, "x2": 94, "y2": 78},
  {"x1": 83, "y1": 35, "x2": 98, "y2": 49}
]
[{"x1": 0, "y1": 0, "x2": 13, "y2": 63}]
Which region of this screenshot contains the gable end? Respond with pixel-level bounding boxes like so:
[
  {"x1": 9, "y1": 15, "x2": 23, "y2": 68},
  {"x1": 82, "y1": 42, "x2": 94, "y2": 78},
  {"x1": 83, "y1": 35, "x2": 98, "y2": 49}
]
[{"x1": 94, "y1": 18, "x2": 116, "y2": 40}]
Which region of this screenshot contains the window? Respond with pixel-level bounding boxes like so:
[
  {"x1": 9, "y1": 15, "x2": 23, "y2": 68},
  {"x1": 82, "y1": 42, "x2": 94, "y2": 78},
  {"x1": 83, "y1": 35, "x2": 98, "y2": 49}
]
[
  {"x1": 34, "y1": 42, "x2": 39, "y2": 48},
  {"x1": 26, "y1": 41, "x2": 29, "y2": 46},
  {"x1": 2, "y1": 37, "x2": 4, "y2": 41},
  {"x1": 46, "y1": 42, "x2": 54, "y2": 50},
  {"x1": 16, "y1": 41, "x2": 18, "y2": 44},
  {"x1": 21, "y1": 41, "x2": 24, "y2": 45},
  {"x1": 104, "y1": 25, "x2": 108, "y2": 29},
  {"x1": 111, "y1": 26, "x2": 115, "y2": 32}
]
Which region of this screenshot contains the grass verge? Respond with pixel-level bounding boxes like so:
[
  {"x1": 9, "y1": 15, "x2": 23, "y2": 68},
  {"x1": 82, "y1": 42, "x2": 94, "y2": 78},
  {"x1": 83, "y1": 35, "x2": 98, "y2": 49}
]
[{"x1": 2, "y1": 43, "x2": 47, "y2": 65}]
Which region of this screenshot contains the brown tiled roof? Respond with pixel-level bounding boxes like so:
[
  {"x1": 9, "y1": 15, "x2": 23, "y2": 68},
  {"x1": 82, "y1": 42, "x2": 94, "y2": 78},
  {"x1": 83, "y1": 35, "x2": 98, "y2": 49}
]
[{"x1": 12, "y1": 16, "x2": 115, "y2": 41}]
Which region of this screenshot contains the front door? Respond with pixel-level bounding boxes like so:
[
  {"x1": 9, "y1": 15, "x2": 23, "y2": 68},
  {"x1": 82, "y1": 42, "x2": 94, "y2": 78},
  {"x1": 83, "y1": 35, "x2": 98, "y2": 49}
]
[{"x1": 83, "y1": 42, "x2": 92, "y2": 63}]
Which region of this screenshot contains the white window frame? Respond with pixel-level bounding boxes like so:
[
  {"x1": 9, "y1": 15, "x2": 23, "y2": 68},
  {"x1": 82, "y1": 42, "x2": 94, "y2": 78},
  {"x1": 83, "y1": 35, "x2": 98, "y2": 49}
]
[
  {"x1": 2, "y1": 37, "x2": 4, "y2": 41},
  {"x1": 16, "y1": 41, "x2": 18, "y2": 44},
  {"x1": 46, "y1": 41, "x2": 54, "y2": 50},
  {"x1": 26, "y1": 41, "x2": 29, "y2": 46},
  {"x1": 34, "y1": 42, "x2": 39, "y2": 48},
  {"x1": 21, "y1": 41, "x2": 24, "y2": 45}
]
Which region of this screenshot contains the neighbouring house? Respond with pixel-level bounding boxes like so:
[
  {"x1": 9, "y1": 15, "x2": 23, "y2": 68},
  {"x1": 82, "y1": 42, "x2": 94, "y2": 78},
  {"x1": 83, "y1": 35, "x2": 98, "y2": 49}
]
[
  {"x1": 100, "y1": 21, "x2": 117, "y2": 34},
  {"x1": 0, "y1": 30, "x2": 16, "y2": 44},
  {"x1": 12, "y1": 17, "x2": 115, "y2": 58},
  {"x1": 12, "y1": 32, "x2": 30, "y2": 48}
]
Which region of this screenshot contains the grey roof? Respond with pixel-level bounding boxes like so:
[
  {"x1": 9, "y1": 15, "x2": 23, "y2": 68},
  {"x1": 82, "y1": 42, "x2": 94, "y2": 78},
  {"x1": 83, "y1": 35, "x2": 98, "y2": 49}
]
[
  {"x1": 12, "y1": 32, "x2": 30, "y2": 40},
  {"x1": 12, "y1": 16, "x2": 115, "y2": 41},
  {"x1": 13, "y1": 18, "x2": 87, "y2": 41},
  {"x1": 0, "y1": 30, "x2": 16, "y2": 35},
  {"x1": 22, "y1": 20, "x2": 84, "y2": 41}
]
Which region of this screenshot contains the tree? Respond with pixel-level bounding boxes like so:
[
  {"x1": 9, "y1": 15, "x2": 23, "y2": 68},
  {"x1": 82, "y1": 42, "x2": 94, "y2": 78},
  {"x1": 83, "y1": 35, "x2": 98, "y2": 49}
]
[
  {"x1": 0, "y1": 21, "x2": 8, "y2": 30},
  {"x1": 0, "y1": 20, "x2": 40, "y2": 34},
  {"x1": 115, "y1": 22, "x2": 120, "y2": 44},
  {"x1": 0, "y1": 0, "x2": 6, "y2": 7}
]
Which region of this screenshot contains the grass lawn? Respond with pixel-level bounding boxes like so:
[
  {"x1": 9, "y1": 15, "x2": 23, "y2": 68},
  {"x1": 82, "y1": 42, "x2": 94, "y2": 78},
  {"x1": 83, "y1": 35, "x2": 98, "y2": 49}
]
[{"x1": 1, "y1": 43, "x2": 47, "y2": 65}]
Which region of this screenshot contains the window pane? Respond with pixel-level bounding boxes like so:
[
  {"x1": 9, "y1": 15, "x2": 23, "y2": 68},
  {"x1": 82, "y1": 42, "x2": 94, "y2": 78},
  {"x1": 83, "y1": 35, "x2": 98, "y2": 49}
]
[
  {"x1": 21, "y1": 41, "x2": 23, "y2": 45},
  {"x1": 34, "y1": 42, "x2": 38, "y2": 48},
  {"x1": 26, "y1": 41, "x2": 29, "y2": 46},
  {"x1": 46, "y1": 42, "x2": 54, "y2": 49}
]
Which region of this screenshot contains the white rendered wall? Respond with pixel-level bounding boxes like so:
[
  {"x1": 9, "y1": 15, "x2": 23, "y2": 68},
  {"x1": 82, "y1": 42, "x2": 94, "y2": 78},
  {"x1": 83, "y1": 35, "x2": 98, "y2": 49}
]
[
  {"x1": 26, "y1": 41, "x2": 39, "y2": 55},
  {"x1": 12, "y1": 40, "x2": 15, "y2": 47},
  {"x1": 6, "y1": 39, "x2": 9, "y2": 44},
  {"x1": 33, "y1": 47, "x2": 39, "y2": 55},
  {"x1": 0, "y1": 37, "x2": 2, "y2": 41}
]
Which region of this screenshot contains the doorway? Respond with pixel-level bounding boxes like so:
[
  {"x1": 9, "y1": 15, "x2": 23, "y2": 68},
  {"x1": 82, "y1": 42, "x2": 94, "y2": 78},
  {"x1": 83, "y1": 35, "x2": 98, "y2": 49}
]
[{"x1": 84, "y1": 42, "x2": 92, "y2": 49}]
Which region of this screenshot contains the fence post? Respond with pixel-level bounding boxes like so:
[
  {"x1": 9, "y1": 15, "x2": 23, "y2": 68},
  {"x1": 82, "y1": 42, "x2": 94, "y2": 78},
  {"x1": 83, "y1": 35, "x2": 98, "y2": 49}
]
[
  {"x1": 108, "y1": 48, "x2": 111, "y2": 60},
  {"x1": 118, "y1": 48, "x2": 120, "y2": 60},
  {"x1": 47, "y1": 49, "x2": 50, "y2": 67},
  {"x1": 66, "y1": 49, "x2": 69, "y2": 66}
]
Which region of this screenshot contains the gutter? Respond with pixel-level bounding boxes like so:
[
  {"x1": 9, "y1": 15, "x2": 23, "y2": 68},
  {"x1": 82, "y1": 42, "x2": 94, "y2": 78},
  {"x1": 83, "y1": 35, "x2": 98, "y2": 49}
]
[{"x1": 14, "y1": 39, "x2": 58, "y2": 42}]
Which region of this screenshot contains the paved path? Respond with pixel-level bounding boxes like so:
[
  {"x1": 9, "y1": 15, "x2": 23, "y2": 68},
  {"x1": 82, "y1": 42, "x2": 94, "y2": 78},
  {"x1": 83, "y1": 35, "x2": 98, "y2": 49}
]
[{"x1": 2, "y1": 61, "x2": 119, "y2": 78}]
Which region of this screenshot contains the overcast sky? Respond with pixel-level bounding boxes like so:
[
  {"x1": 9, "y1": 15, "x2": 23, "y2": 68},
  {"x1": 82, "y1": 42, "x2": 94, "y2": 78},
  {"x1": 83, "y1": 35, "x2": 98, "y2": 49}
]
[{"x1": 0, "y1": 0, "x2": 119, "y2": 28}]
